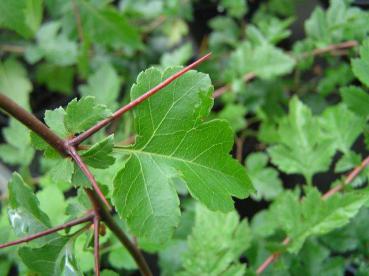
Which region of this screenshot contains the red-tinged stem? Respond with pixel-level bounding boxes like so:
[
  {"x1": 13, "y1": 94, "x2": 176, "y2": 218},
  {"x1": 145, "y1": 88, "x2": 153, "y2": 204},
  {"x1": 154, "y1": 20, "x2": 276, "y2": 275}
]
[
  {"x1": 303, "y1": 40, "x2": 358, "y2": 58},
  {"x1": 68, "y1": 146, "x2": 112, "y2": 210},
  {"x1": 93, "y1": 215, "x2": 100, "y2": 276},
  {"x1": 322, "y1": 155, "x2": 369, "y2": 200},
  {"x1": 0, "y1": 212, "x2": 94, "y2": 249},
  {"x1": 0, "y1": 94, "x2": 68, "y2": 156},
  {"x1": 85, "y1": 190, "x2": 153, "y2": 276},
  {"x1": 256, "y1": 155, "x2": 369, "y2": 274},
  {"x1": 68, "y1": 53, "x2": 212, "y2": 146},
  {"x1": 256, "y1": 238, "x2": 290, "y2": 274}
]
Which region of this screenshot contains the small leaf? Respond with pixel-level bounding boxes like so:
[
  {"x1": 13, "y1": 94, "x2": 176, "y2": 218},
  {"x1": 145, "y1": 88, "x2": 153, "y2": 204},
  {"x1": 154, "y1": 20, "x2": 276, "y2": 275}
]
[
  {"x1": 7, "y1": 173, "x2": 52, "y2": 243},
  {"x1": 78, "y1": 0, "x2": 142, "y2": 49},
  {"x1": 0, "y1": 0, "x2": 43, "y2": 38},
  {"x1": 319, "y1": 104, "x2": 364, "y2": 153},
  {"x1": 268, "y1": 97, "x2": 335, "y2": 184},
  {"x1": 271, "y1": 187, "x2": 369, "y2": 253},
  {"x1": 230, "y1": 42, "x2": 295, "y2": 79},
  {"x1": 81, "y1": 135, "x2": 115, "y2": 169},
  {"x1": 0, "y1": 119, "x2": 34, "y2": 166},
  {"x1": 19, "y1": 236, "x2": 81, "y2": 276},
  {"x1": 27, "y1": 21, "x2": 78, "y2": 66},
  {"x1": 37, "y1": 186, "x2": 67, "y2": 225},
  {"x1": 352, "y1": 38, "x2": 369, "y2": 88},
  {"x1": 246, "y1": 152, "x2": 283, "y2": 201},
  {"x1": 36, "y1": 64, "x2": 75, "y2": 95},
  {"x1": 49, "y1": 158, "x2": 74, "y2": 184},
  {"x1": 178, "y1": 204, "x2": 251, "y2": 275},
  {"x1": 0, "y1": 59, "x2": 32, "y2": 110},
  {"x1": 340, "y1": 86, "x2": 369, "y2": 118},
  {"x1": 79, "y1": 64, "x2": 121, "y2": 109},
  {"x1": 65, "y1": 96, "x2": 112, "y2": 134}
]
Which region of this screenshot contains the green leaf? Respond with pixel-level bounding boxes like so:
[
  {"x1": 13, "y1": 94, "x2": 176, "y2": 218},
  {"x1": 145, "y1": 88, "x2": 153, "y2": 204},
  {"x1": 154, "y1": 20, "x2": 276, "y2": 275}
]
[
  {"x1": 230, "y1": 42, "x2": 295, "y2": 79},
  {"x1": 0, "y1": 0, "x2": 43, "y2": 38},
  {"x1": 178, "y1": 204, "x2": 250, "y2": 275},
  {"x1": 340, "y1": 86, "x2": 369, "y2": 118},
  {"x1": 49, "y1": 158, "x2": 74, "y2": 184},
  {"x1": 81, "y1": 135, "x2": 115, "y2": 169},
  {"x1": 37, "y1": 186, "x2": 67, "y2": 226},
  {"x1": 0, "y1": 119, "x2": 34, "y2": 166},
  {"x1": 79, "y1": 64, "x2": 121, "y2": 109},
  {"x1": 271, "y1": 187, "x2": 369, "y2": 253},
  {"x1": 45, "y1": 107, "x2": 68, "y2": 138},
  {"x1": 268, "y1": 97, "x2": 335, "y2": 184},
  {"x1": 36, "y1": 64, "x2": 75, "y2": 95},
  {"x1": 65, "y1": 96, "x2": 112, "y2": 134},
  {"x1": 113, "y1": 67, "x2": 252, "y2": 247},
  {"x1": 220, "y1": 0, "x2": 248, "y2": 18},
  {"x1": 246, "y1": 153, "x2": 283, "y2": 201},
  {"x1": 218, "y1": 104, "x2": 247, "y2": 132},
  {"x1": 319, "y1": 105, "x2": 364, "y2": 154},
  {"x1": 0, "y1": 58, "x2": 32, "y2": 110},
  {"x1": 26, "y1": 21, "x2": 78, "y2": 66},
  {"x1": 352, "y1": 39, "x2": 369, "y2": 88},
  {"x1": 7, "y1": 173, "x2": 52, "y2": 243},
  {"x1": 19, "y1": 236, "x2": 81, "y2": 276},
  {"x1": 26, "y1": 21, "x2": 77, "y2": 66},
  {"x1": 77, "y1": 0, "x2": 142, "y2": 49},
  {"x1": 159, "y1": 240, "x2": 187, "y2": 276},
  {"x1": 160, "y1": 43, "x2": 193, "y2": 67}
]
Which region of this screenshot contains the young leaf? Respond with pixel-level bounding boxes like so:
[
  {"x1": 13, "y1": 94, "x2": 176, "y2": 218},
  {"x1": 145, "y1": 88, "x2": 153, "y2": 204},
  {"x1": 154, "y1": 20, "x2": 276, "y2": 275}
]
[
  {"x1": 7, "y1": 173, "x2": 52, "y2": 242},
  {"x1": 0, "y1": 59, "x2": 32, "y2": 110},
  {"x1": 0, "y1": 0, "x2": 43, "y2": 38},
  {"x1": 79, "y1": 64, "x2": 121, "y2": 110},
  {"x1": 268, "y1": 97, "x2": 335, "y2": 184},
  {"x1": 246, "y1": 152, "x2": 283, "y2": 201},
  {"x1": 77, "y1": 0, "x2": 142, "y2": 49},
  {"x1": 19, "y1": 236, "x2": 81, "y2": 276},
  {"x1": 230, "y1": 42, "x2": 295, "y2": 79},
  {"x1": 352, "y1": 38, "x2": 369, "y2": 88},
  {"x1": 37, "y1": 186, "x2": 67, "y2": 226},
  {"x1": 65, "y1": 96, "x2": 112, "y2": 134},
  {"x1": 340, "y1": 86, "x2": 369, "y2": 118},
  {"x1": 319, "y1": 104, "x2": 364, "y2": 154},
  {"x1": 0, "y1": 119, "x2": 34, "y2": 166},
  {"x1": 113, "y1": 67, "x2": 253, "y2": 247},
  {"x1": 178, "y1": 204, "x2": 251, "y2": 275},
  {"x1": 80, "y1": 135, "x2": 115, "y2": 169},
  {"x1": 26, "y1": 21, "x2": 78, "y2": 66},
  {"x1": 271, "y1": 187, "x2": 369, "y2": 253}
]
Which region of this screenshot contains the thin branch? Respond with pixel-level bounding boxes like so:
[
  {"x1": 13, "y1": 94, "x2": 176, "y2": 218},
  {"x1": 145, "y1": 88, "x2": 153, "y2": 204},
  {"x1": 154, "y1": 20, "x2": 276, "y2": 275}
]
[
  {"x1": 68, "y1": 53, "x2": 212, "y2": 146},
  {"x1": 300, "y1": 40, "x2": 358, "y2": 59},
  {"x1": 71, "y1": 0, "x2": 84, "y2": 43},
  {"x1": 0, "y1": 94, "x2": 68, "y2": 156},
  {"x1": 0, "y1": 44, "x2": 25, "y2": 54},
  {"x1": 0, "y1": 212, "x2": 94, "y2": 249},
  {"x1": 93, "y1": 215, "x2": 100, "y2": 276},
  {"x1": 256, "y1": 155, "x2": 369, "y2": 274},
  {"x1": 69, "y1": 146, "x2": 111, "y2": 210},
  {"x1": 85, "y1": 190, "x2": 153, "y2": 276}
]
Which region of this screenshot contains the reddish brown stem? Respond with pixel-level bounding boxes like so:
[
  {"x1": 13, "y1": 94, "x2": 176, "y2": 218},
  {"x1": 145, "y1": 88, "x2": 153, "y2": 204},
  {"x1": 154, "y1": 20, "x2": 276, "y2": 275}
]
[
  {"x1": 0, "y1": 94, "x2": 68, "y2": 156},
  {"x1": 69, "y1": 146, "x2": 111, "y2": 210},
  {"x1": 0, "y1": 212, "x2": 94, "y2": 249},
  {"x1": 94, "y1": 215, "x2": 100, "y2": 276},
  {"x1": 256, "y1": 155, "x2": 369, "y2": 274},
  {"x1": 68, "y1": 53, "x2": 212, "y2": 146}
]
